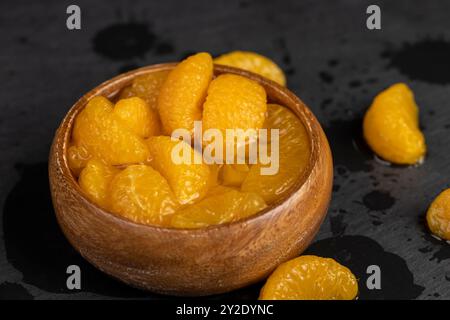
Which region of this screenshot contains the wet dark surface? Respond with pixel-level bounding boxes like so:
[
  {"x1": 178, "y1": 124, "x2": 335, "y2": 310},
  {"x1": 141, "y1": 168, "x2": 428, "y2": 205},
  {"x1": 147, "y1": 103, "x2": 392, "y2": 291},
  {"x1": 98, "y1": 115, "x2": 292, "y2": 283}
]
[
  {"x1": 385, "y1": 39, "x2": 450, "y2": 85},
  {"x1": 1, "y1": 0, "x2": 450, "y2": 299}
]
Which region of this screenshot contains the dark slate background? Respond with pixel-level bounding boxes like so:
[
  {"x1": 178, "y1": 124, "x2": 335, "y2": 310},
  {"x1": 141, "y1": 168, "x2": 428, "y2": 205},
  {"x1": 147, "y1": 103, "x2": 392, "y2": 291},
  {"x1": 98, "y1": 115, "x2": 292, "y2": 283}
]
[{"x1": 0, "y1": 0, "x2": 449, "y2": 300}]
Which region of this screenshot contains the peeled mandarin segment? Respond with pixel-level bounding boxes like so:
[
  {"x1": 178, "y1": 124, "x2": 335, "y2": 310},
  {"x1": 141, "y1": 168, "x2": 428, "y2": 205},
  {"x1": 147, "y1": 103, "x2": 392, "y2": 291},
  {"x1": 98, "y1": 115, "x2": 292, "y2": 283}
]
[
  {"x1": 119, "y1": 71, "x2": 169, "y2": 110},
  {"x1": 220, "y1": 164, "x2": 249, "y2": 187},
  {"x1": 108, "y1": 165, "x2": 178, "y2": 226},
  {"x1": 158, "y1": 52, "x2": 213, "y2": 134},
  {"x1": 72, "y1": 96, "x2": 113, "y2": 160},
  {"x1": 170, "y1": 187, "x2": 267, "y2": 229},
  {"x1": 113, "y1": 97, "x2": 160, "y2": 138},
  {"x1": 73, "y1": 96, "x2": 114, "y2": 130},
  {"x1": 78, "y1": 159, "x2": 118, "y2": 208},
  {"x1": 203, "y1": 74, "x2": 267, "y2": 134},
  {"x1": 214, "y1": 51, "x2": 286, "y2": 86},
  {"x1": 72, "y1": 96, "x2": 150, "y2": 165},
  {"x1": 259, "y1": 255, "x2": 358, "y2": 300},
  {"x1": 67, "y1": 144, "x2": 91, "y2": 176},
  {"x1": 202, "y1": 74, "x2": 267, "y2": 162},
  {"x1": 241, "y1": 104, "x2": 310, "y2": 204},
  {"x1": 100, "y1": 118, "x2": 150, "y2": 165},
  {"x1": 147, "y1": 136, "x2": 211, "y2": 204},
  {"x1": 426, "y1": 189, "x2": 450, "y2": 240},
  {"x1": 363, "y1": 83, "x2": 426, "y2": 164}
]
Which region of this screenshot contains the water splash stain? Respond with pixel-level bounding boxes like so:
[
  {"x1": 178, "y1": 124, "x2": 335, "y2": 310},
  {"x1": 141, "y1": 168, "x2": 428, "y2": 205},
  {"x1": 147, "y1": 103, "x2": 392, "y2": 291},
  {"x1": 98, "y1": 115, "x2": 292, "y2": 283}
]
[
  {"x1": 372, "y1": 220, "x2": 382, "y2": 226},
  {"x1": 323, "y1": 118, "x2": 373, "y2": 173},
  {"x1": 421, "y1": 233, "x2": 450, "y2": 263},
  {"x1": 362, "y1": 190, "x2": 396, "y2": 211},
  {"x1": 274, "y1": 38, "x2": 295, "y2": 76},
  {"x1": 305, "y1": 235, "x2": 424, "y2": 299},
  {"x1": 348, "y1": 80, "x2": 362, "y2": 88},
  {"x1": 385, "y1": 39, "x2": 450, "y2": 84},
  {"x1": 320, "y1": 98, "x2": 333, "y2": 110},
  {"x1": 418, "y1": 246, "x2": 433, "y2": 254},
  {"x1": 328, "y1": 59, "x2": 339, "y2": 67},
  {"x1": 93, "y1": 23, "x2": 155, "y2": 60},
  {"x1": 319, "y1": 71, "x2": 333, "y2": 84},
  {"x1": 329, "y1": 209, "x2": 347, "y2": 236}
]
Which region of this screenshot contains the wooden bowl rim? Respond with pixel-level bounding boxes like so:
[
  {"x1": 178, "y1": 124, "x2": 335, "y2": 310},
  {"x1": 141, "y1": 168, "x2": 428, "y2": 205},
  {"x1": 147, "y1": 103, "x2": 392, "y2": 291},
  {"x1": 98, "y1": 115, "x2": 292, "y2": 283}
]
[{"x1": 52, "y1": 62, "x2": 324, "y2": 234}]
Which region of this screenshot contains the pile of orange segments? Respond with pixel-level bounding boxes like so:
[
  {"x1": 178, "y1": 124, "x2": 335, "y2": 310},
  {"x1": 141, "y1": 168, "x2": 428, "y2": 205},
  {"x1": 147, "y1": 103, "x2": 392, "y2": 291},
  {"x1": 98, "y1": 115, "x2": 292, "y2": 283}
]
[{"x1": 68, "y1": 52, "x2": 310, "y2": 229}]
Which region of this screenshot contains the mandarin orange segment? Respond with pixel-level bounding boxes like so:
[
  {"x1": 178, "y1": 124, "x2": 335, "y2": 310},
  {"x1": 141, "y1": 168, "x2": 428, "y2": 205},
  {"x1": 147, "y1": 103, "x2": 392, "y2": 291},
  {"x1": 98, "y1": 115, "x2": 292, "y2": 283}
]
[
  {"x1": 170, "y1": 187, "x2": 267, "y2": 228},
  {"x1": 363, "y1": 83, "x2": 426, "y2": 164},
  {"x1": 108, "y1": 164, "x2": 179, "y2": 226},
  {"x1": 426, "y1": 188, "x2": 450, "y2": 240},
  {"x1": 113, "y1": 97, "x2": 160, "y2": 138},
  {"x1": 259, "y1": 255, "x2": 358, "y2": 300},
  {"x1": 79, "y1": 159, "x2": 119, "y2": 208},
  {"x1": 203, "y1": 73, "x2": 267, "y2": 136},
  {"x1": 72, "y1": 96, "x2": 150, "y2": 166},
  {"x1": 214, "y1": 51, "x2": 286, "y2": 86},
  {"x1": 147, "y1": 136, "x2": 211, "y2": 204},
  {"x1": 158, "y1": 52, "x2": 213, "y2": 134},
  {"x1": 67, "y1": 144, "x2": 91, "y2": 176},
  {"x1": 119, "y1": 70, "x2": 169, "y2": 110},
  {"x1": 241, "y1": 104, "x2": 310, "y2": 204},
  {"x1": 219, "y1": 164, "x2": 249, "y2": 187}
]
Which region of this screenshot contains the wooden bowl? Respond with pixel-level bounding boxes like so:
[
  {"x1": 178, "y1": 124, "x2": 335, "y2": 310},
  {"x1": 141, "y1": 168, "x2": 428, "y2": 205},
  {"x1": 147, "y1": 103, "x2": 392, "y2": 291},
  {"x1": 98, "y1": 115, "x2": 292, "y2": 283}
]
[{"x1": 49, "y1": 63, "x2": 333, "y2": 296}]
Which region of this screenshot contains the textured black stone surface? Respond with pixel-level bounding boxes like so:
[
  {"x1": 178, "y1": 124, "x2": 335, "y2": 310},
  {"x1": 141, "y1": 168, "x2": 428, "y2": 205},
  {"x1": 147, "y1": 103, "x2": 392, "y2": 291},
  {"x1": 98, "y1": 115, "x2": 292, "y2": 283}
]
[{"x1": 1, "y1": 0, "x2": 450, "y2": 300}]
